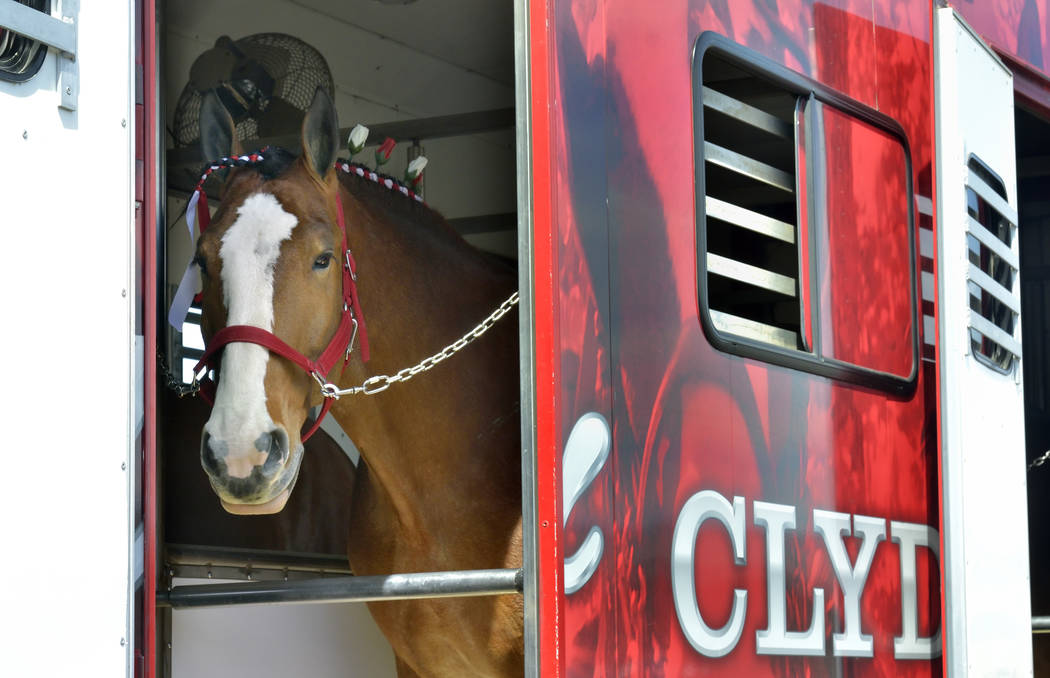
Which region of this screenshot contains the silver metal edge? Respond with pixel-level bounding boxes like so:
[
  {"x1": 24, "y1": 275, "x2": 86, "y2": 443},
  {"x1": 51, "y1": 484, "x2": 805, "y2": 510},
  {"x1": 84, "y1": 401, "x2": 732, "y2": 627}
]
[
  {"x1": 705, "y1": 140, "x2": 795, "y2": 193},
  {"x1": 158, "y1": 568, "x2": 524, "y2": 609},
  {"x1": 513, "y1": 0, "x2": 540, "y2": 676},
  {"x1": 701, "y1": 86, "x2": 792, "y2": 139},
  {"x1": 705, "y1": 195, "x2": 795, "y2": 243},
  {"x1": 710, "y1": 309, "x2": 797, "y2": 349},
  {"x1": 707, "y1": 252, "x2": 797, "y2": 297}
]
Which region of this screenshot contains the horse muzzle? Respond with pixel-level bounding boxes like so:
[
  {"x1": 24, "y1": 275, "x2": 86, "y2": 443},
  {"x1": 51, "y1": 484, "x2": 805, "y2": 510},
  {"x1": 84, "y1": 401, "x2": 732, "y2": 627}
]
[{"x1": 200, "y1": 426, "x2": 303, "y2": 515}]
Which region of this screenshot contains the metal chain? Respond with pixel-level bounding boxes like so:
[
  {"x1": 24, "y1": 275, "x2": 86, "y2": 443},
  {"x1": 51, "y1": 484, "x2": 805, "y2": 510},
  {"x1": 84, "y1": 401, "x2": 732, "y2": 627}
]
[
  {"x1": 158, "y1": 352, "x2": 202, "y2": 398},
  {"x1": 317, "y1": 291, "x2": 519, "y2": 398},
  {"x1": 1030, "y1": 449, "x2": 1050, "y2": 472}
]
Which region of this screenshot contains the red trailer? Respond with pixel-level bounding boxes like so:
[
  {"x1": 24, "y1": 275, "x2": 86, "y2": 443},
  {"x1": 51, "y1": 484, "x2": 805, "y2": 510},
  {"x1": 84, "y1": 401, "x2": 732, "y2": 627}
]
[{"x1": 1, "y1": 1, "x2": 1048, "y2": 676}]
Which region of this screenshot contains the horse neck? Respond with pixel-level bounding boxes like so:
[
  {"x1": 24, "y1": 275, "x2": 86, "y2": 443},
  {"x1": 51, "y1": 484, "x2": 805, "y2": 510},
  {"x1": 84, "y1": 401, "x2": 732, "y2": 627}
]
[{"x1": 329, "y1": 183, "x2": 520, "y2": 536}]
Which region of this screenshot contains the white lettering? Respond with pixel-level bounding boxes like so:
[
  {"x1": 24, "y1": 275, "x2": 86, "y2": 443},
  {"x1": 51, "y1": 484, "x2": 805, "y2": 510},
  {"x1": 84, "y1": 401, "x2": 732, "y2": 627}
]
[
  {"x1": 891, "y1": 521, "x2": 942, "y2": 659},
  {"x1": 672, "y1": 491, "x2": 747, "y2": 657},
  {"x1": 813, "y1": 511, "x2": 886, "y2": 657},
  {"x1": 754, "y1": 501, "x2": 826, "y2": 656}
]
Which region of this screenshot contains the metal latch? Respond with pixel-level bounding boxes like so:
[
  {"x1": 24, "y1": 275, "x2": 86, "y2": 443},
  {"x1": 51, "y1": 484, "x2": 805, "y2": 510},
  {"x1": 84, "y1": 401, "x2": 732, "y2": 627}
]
[{"x1": 0, "y1": 0, "x2": 78, "y2": 110}]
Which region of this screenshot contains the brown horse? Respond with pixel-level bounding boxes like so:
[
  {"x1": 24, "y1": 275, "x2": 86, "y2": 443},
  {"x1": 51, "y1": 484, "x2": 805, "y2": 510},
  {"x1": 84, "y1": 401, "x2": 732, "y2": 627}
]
[{"x1": 190, "y1": 88, "x2": 523, "y2": 677}]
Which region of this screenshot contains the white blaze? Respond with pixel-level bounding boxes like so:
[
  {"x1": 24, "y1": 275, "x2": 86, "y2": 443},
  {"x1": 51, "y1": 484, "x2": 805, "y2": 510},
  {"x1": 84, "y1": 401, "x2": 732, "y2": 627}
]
[{"x1": 204, "y1": 192, "x2": 298, "y2": 475}]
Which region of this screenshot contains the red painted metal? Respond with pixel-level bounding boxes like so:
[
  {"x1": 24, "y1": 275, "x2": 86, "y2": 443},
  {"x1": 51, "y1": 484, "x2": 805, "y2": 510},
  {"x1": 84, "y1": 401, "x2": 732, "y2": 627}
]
[
  {"x1": 529, "y1": 1, "x2": 566, "y2": 676},
  {"x1": 540, "y1": 1, "x2": 944, "y2": 675}
]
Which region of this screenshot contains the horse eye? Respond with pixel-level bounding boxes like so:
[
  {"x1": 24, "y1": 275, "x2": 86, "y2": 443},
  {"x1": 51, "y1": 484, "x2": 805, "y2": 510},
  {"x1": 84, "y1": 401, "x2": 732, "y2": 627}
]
[{"x1": 313, "y1": 253, "x2": 333, "y2": 270}]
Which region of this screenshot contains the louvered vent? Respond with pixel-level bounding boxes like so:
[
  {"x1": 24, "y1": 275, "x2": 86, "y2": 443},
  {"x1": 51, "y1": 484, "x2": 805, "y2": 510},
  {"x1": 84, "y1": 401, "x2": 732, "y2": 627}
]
[
  {"x1": 700, "y1": 53, "x2": 802, "y2": 350},
  {"x1": 0, "y1": 0, "x2": 49, "y2": 83},
  {"x1": 965, "y1": 156, "x2": 1021, "y2": 372}
]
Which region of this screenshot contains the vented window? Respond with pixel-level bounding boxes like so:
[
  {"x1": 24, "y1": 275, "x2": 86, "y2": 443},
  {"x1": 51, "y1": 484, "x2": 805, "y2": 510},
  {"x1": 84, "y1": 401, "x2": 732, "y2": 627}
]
[
  {"x1": 965, "y1": 155, "x2": 1021, "y2": 372},
  {"x1": 694, "y1": 33, "x2": 918, "y2": 395},
  {"x1": 0, "y1": 0, "x2": 49, "y2": 83}
]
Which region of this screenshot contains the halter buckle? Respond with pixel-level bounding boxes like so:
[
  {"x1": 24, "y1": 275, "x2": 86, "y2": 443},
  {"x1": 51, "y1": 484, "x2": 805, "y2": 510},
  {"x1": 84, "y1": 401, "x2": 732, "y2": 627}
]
[
  {"x1": 346, "y1": 317, "x2": 359, "y2": 361},
  {"x1": 345, "y1": 250, "x2": 357, "y2": 281}
]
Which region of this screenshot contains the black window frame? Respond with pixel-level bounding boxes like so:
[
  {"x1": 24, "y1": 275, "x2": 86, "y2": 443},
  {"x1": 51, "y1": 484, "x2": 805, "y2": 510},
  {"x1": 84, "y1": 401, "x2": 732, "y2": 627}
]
[{"x1": 693, "y1": 31, "x2": 920, "y2": 398}]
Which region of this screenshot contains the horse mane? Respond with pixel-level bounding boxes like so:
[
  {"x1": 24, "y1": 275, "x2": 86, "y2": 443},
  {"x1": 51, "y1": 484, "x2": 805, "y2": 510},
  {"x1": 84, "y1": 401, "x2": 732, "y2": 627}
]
[
  {"x1": 333, "y1": 159, "x2": 461, "y2": 240},
  {"x1": 206, "y1": 147, "x2": 507, "y2": 270}
]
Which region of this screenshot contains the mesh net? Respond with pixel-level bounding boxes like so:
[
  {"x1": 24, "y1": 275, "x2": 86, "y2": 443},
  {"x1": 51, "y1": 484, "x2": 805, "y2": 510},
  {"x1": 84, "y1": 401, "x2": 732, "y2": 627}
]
[{"x1": 173, "y1": 33, "x2": 334, "y2": 147}]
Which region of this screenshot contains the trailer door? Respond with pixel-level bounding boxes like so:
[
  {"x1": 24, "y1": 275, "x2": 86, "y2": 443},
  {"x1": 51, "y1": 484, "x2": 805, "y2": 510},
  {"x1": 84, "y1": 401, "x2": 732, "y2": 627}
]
[
  {"x1": 934, "y1": 7, "x2": 1032, "y2": 676},
  {"x1": 0, "y1": 2, "x2": 136, "y2": 676}
]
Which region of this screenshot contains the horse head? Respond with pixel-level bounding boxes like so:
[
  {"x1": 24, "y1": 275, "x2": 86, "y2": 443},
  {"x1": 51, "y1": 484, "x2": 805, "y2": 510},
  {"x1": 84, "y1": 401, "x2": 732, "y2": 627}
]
[{"x1": 193, "y1": 87, "x2": 345, "y2": 515}]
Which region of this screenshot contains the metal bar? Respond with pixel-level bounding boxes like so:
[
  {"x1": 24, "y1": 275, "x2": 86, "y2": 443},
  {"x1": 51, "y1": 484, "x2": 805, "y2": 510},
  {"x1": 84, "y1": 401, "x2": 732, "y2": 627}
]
[
  {"x1": 0, "y1": 0, "x2": 75, "y2": 55},
  {"x1": 968, "y1": 215, "x2": 1019, "y2": 270},
  {"x1": 1033, "y1": 616, "x2": 1050, "y2": 633},
  {"x1": 705, "y1": 195, "x2": 795, "y2": 243},
  {"x1": 967, "y1": 166, "x2": 1019, "y2": 226},
  {"x1": 710, "y1": 309, "x2": 797, "y2": 349},
  {"x1": 157, "y1": 568, "x2": 523, "y2": 609},
  {"x1": 969, "y1": 309, "x2": 1023, "y2": 359},
  {"x1": 702, "y1": 86, "x2": 792, "y2": 139},
  {"x1": 708, "y1": 252, "x2": 797, "y2": 297},
  {"x1": 967, "y1": 263, "x2": 1020, "y2": 314},
  {"x1": 705, "y1": 141, "x2": 794, "y2": 193},
  {"x1": 165, "y1": 543, "x2": 352, "y2": 575}
]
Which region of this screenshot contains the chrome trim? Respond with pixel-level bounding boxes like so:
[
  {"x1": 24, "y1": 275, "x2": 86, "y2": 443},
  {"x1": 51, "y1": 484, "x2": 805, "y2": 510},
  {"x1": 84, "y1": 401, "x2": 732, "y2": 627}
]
[
  {"x1": 705, "y1": 195, "x2": 795, "y2": 243},
  {"x1": 705, "y1": 141, "x2": 795, "y2": 193},
  {"x1": 702, "y1": 86, "x2": 792, "y2": 139},
  {"x1": 710, "y1": 309, "x2": 797, "y2": 349},
  {"x1": 513, "y1": 0, "x2": 539, "y2": 675},
  {"x1": 158, "y1": 568, "x2": 523, "y2": 609},
  {"x1": 707, "y1": 252, "x2": 797, "y2": 297}
]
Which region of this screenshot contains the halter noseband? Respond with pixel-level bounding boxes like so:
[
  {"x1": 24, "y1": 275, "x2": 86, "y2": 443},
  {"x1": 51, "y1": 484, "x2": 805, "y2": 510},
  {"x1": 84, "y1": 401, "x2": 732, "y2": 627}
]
[{"x1": 186, "y1": 150, "x2": 370, "y2": 442}]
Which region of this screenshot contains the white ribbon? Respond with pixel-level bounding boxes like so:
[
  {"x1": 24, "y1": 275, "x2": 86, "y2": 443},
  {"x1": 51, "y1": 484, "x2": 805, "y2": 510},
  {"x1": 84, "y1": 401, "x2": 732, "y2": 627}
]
[{"x1": 168, "y1": 189, "x2": 202, "y2": 331}]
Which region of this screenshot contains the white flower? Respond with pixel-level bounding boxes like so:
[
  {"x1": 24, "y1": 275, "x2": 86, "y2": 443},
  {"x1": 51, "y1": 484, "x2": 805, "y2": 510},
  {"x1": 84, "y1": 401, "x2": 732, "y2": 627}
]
[
  {"x1": 347, "y1": 124, "x2": 369, "y2": 155},
  {"x1": 406, "y1": 155, "x2": 428, "y2": 180}
]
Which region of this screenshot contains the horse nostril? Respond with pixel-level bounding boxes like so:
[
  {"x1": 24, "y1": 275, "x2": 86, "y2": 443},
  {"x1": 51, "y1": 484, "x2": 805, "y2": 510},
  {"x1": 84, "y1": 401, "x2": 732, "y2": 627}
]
[
  {"x1": 201, "y1": 432, "x2": 222, "y2": 475},
  {"x1": 261, "y1": 428, "x2": 289, "y2": 468}
]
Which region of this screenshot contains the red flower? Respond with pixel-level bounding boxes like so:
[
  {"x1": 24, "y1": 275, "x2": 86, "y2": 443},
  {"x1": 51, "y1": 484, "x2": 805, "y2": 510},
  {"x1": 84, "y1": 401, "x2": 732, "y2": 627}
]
[{"x1": 375, "y1": 137, "x2": 396, "y2": 165}]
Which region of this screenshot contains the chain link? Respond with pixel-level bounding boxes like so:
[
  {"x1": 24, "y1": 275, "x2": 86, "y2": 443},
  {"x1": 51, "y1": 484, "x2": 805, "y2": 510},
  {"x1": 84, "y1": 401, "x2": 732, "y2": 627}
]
[
  {"x1": 158, "y1": 352, "x2": 202, "y2": 398},
  {"x1": 321, "y1": 291, "x2": 519, "y2": 398},
  {"x1": 1030, "y1": 449, "x2": 1050, "y2": 472}
]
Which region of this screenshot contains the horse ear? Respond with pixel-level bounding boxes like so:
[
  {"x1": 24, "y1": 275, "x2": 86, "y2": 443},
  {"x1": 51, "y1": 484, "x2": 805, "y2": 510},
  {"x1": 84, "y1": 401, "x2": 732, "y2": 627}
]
[
  {"x1": 301, "y1": 87, "x2": 339, "y2": 180},
  {"x1": 199, "y1": 91, "x2": 241, "y2": 162}
]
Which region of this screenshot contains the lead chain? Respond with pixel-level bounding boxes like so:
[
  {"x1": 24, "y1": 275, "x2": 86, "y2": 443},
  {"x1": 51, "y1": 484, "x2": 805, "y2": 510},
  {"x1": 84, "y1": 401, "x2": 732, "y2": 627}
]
[
  {"x1": 319, "y1": 291, "x2": 519, "y2": 398},
  {"x1": 1029, "y1": 449, "x2": 1050, "y2": 472}
]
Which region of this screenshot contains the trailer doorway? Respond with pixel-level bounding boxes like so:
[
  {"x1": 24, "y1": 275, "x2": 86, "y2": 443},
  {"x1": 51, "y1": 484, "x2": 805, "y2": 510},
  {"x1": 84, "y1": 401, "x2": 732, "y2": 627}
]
[
  {"x1": 153, "y1": 2, "x2": 526, "y2": 676},
  {"x1": 1017, "y1": 104, "x2": 1050, "y2": 671}
]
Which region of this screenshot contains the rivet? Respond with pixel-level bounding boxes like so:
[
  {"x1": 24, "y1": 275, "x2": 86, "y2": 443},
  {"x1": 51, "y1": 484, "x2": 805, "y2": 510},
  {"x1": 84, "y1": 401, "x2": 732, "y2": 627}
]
[
  {"x1": 22, "y1": 130, "x2": 27, "y2": 139},
  {"x1": 121, "y1": 289, "x2": 127, "y2": 298},
  {"x1": 120, "y1": 637, "x2": 126, "y2": 647},
  {"x1": 121, "y1": 462, "x2": 126, "y2": 471},
  {"x1": 121, "y1": 119, "x2": 127, "y2": 128},
  {"x1": 65, "y1": 86, "x2": 71, "y2": 95}
]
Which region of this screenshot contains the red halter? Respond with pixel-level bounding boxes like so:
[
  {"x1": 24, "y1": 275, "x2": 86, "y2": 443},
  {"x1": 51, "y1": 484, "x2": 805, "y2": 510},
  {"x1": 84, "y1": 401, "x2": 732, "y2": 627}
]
[{"x1": 190, "y1": 155, "x2": 370, "y2": 443}]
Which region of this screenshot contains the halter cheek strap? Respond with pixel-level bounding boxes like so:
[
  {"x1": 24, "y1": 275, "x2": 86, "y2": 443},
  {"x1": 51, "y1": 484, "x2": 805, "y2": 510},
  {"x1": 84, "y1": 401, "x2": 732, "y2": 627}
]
[{"x1": 186, "y1": 153, "x2": 370, "y2": 443}]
